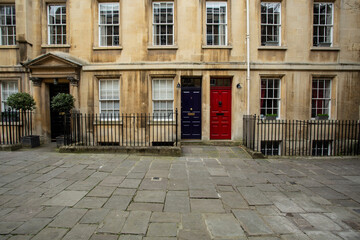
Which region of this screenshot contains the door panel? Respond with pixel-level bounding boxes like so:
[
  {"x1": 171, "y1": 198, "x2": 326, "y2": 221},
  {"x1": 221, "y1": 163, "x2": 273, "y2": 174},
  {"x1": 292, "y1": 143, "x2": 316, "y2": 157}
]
[
  {"x1": 181, "y1": 88, "x2": 201, "y2": 139},
  {"x1": 210, "y1": 88, "x2": 231, "y2": 139}
]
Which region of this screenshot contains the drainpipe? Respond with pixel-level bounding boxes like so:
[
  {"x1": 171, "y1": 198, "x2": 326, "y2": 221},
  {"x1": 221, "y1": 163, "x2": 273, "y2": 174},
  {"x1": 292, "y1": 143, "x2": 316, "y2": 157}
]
[{"x1": 246, "y1": 0, "x2": 250, "y2": 115}]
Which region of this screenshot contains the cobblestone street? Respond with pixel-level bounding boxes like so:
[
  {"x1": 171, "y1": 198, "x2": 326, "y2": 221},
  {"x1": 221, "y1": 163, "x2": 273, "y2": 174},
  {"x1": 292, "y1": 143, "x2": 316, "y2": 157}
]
[{"x1": 0, "y1": 145, "x2": 359, "y2": 240}]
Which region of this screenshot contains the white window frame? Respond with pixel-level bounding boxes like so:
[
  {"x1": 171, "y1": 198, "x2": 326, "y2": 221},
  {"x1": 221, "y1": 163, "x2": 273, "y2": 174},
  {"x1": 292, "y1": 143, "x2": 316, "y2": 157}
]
[
  {"x1": 313, "y1": 2, "x2": 333, "y2": 47},
  {"x1": 261, "y1": 2, "x2": 281, "y2": 46},
  {"x1": 152, "y1": 79, "x2": 174, "y2": 121},
  {"x1": 99, "y1": 3, "x2": 120, "y2": 47},
  {"x1": 311, "y1": 78, "x2": 331, "y2": 118},
  {"x1": 47, "y1": 4, "x2": 67, "y2": 45},
  {"x1": 152, "y1": 2, "x2": 174, "y2": 46},
  {"x1": 0, "y1": 5, "x2": 16, "y2": 46},
  {"x1": 1, "y1": 81, "x2": 18, "y2": 111},
  {"x1": 206, "y1": 2, "x2": 227, "y2": 46},
  {"x1": 99, "y1": 79, "x2": 120, "y2": 119},
  {"x1": 260, "y1": 78, "x2": 281, "y2": 118}
]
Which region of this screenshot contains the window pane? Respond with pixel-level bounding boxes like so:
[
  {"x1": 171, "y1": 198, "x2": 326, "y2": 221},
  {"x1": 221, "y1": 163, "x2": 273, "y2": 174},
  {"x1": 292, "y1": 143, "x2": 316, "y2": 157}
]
[
  {"x1": 99, "y1": 80, "x2": 120, "y2": 117},
  {"x1": 261, "y1": 2, "x2": 281, "y2": 46},
  {"x1": 260, "y1": 78, "x2": 280, "y2": 117},
  {"x1": 311, "y1": 79, "x2": 331, "y2": 117},
  {"x1": 153, "y1": 79, "x2": 173, "y2": 117},
  {"x1": 1, "y1": 81, "x2": 18, "y2": 110},
  {"x1": 206, "y1": 2, "x2": 227, "y2": 46},
  {"x1": 313, "y1": 3, "x2": 333, "y2": 46},
  {"x1": 99, "y1": 3, "x2": 120, "y2": 47},
  {"x1": 0, "y1": 5, "x2": 16, "y2": 46},
  {"x1": 152, "y1": 2, "x2": 174, "y2": 46}
]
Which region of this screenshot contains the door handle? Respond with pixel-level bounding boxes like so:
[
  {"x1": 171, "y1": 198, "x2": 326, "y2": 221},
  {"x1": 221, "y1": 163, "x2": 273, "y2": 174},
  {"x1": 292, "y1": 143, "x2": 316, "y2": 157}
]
[{"x1": 218, "y1": 101, "x2": 222, "y2": 106}]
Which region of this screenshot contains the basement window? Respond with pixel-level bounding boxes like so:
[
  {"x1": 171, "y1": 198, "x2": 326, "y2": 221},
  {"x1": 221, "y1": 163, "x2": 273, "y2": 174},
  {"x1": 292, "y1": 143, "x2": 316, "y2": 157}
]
[
  {"x1": 261, "y1": 141, "x2": 281, "y2": 156},
  {"x1": 312, "y1": 140, "x2": 331, "y2": 156}
]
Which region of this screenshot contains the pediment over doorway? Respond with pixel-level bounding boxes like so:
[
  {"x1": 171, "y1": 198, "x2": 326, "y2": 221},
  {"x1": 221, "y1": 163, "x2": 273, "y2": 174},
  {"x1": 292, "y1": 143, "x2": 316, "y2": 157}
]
[{"x1": 24, "y1": 52, "x2": 86, "y2": 79}]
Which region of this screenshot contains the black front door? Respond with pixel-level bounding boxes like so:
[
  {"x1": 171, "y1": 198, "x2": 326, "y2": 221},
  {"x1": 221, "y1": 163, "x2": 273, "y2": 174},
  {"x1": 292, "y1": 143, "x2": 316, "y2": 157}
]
[
  {"x1": 181, "y1": 78, "x2": 202, "y2": 139},
  {"x1": 50, "y1": 84, "x2": 69, "y2": 140}
]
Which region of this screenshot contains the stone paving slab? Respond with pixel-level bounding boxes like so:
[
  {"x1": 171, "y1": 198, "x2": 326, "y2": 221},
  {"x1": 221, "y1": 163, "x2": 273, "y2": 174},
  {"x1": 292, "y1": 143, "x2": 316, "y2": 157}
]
[
  {"x1": 164, "y1": 191, "x2": 190, "y2": 213},
  {"x1": 74, "y1": 197, "x2": 108, "y2": 209},
  {"x1": 43, "y1": 191, "x2": 87, "y2": 206},
  {"x1": 190, "y1": 199, "x2": 225, "y2": 213},
  {"x1": 232, "y1": 209, "x2": 273, "y2": 236},
  {"x1": 300, "y1": 213, "x2": 342, "y2": 231},
  {"x1": 49, "y1": 208, "x2": 87, "y2": 228},
  {"x1": 97, "y1": 210, "x2": 128, "y2": 234},
  {"x1": 0, "y1": 222, "x2": 24, "y2": 234},
  {"x1": 0, "y1": 145, "x2": 359, "y2": 240},
  {"x1": 147, "y1": 223, "x2": 178, "y2": 237},
  {"x1": 205, "y1": 213, "x2": 245, "y2": 238},
  {"x1": 305, "y1": 230, "x2": 343, "y2": 240},
  {"x1": 31, "y1": 227, "x2": 69, "y2": 240},
  {"x1": 121, "y1": 210, "x2": 151, "y2": 234},
  {"x1": 134, "y1": 190, "x2": 166, "y2": 203},
  {"x1": 263, "y1": 216, "x2": 301, "y2": 234},
  {"x1": 79, "y1": 208, "x2": 110, "y2": 224},
  {"x1": 238, "y1": 187, "x2": 273, "y2": 206},
  {"x1": 12, "y1": 218, "x2": 52, "y2": 234},
  {"x1": 62, "y1": 224, "x2": 97, "y2": 240}
]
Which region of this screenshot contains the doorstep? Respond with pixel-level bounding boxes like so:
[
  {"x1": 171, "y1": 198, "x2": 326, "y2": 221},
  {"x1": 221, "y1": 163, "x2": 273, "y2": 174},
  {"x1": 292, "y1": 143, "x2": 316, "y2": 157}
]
[{"x1": 181, "y1": 140, "x2": 242, "y2": 146}]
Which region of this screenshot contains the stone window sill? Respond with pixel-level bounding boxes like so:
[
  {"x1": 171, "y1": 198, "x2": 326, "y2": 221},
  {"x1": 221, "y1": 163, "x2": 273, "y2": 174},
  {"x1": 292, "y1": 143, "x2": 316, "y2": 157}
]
[
  {"x1": 41, "y1": 44, "x2": 71, "y2": 48},
  {"x1": 310, "y1": 47, "x2": 340, "y2": 51},
  {"x1": 202, "y1": 45, "x2": 233, "y2": 49},
  {"x1": 0, "y1": 45, "x2": 19, "y2": 49},
  {"x1": 258, "y1": 46, "x2": 288, "y2": 51},
  {"x1": 147, "y1": 45, "x2": 178, "y2": 50},
  {"x1": 93, "y1": 46, "x2": 123, "y2": 51}
]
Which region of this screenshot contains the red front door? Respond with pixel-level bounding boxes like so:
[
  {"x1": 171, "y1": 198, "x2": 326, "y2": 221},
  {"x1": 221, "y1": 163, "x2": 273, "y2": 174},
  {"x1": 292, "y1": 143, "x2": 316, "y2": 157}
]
[{"x1": 210, "y1": 87, "x2": 231, "y2": 139}]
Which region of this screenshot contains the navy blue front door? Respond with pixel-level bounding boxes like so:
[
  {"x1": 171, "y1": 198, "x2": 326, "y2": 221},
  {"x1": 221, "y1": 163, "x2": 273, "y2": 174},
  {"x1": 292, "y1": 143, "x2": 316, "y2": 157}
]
[{"x1": 181, "y1": 88, "x2": 201, "y2": 139}]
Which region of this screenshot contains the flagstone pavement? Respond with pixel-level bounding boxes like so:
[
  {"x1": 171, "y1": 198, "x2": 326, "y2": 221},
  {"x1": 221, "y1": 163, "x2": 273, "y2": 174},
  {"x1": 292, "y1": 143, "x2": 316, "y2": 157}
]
[{"x1": 0, "y1": 144, "x2": 359, "y2": 240}]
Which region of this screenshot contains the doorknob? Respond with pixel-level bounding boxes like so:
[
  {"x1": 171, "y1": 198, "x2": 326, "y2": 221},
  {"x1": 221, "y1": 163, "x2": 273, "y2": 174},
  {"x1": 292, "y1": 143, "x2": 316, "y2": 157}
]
[{"x1": 218, "y1": 101, "x2": 222, "y2": 106}]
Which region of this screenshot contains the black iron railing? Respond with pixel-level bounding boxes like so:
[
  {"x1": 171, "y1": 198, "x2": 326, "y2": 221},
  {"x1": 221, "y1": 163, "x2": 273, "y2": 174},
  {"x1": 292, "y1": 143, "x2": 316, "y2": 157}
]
[
  {"x1": 63, "y1": 110, "x2": 178, "y2": 147},
  {"x1": 243, "y1": 115, "x2": 360, "y2": 156},
  {"x1": 0, "y1": 110, "x2": 33, "y2": 145}
]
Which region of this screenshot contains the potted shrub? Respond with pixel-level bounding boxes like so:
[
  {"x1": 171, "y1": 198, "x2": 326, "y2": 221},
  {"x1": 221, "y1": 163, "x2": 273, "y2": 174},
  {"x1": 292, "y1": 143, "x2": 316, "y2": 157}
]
[
  {"x1": 6, "y1": 92, "x2": 40, "y2": 148},
  {"x1": 265, "y1": 114, "x2": 277, "y2": 120},
  {"x1": 316, "y1": 114, "x2": 329, "y2": 120},
  {"x1": 51, "y1": 93, "x2": 75, "y2": 146},
  {"x1": 51, "y1": 93, "x2": 75, "y2": 114}
]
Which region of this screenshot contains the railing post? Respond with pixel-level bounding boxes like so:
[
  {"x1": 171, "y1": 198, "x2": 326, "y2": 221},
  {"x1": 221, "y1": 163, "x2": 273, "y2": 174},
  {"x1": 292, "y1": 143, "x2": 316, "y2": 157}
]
[{"x1": 176, "y1": 108, "x2": 178, "y2": 146}]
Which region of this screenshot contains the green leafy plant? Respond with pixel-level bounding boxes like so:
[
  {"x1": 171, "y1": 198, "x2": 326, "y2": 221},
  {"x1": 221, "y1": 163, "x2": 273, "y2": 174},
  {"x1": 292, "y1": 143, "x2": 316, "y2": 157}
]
[
  {"x1": 6, "y1": 92, "x2": 36, "y2": 111},
  {"x1": 266, "y1": 114, "x2": 278, "y2": 117},
  {"x1": 51, "y1": 93, "x2": 75, "y2": 113},
  {"x1": 317, "y1": 114, "x2": 329, "y2": 117}
]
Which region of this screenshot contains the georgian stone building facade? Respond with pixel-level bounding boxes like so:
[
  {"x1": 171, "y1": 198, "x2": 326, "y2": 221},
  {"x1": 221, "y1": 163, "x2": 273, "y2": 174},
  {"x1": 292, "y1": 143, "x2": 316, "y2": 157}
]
[{"x1": 0, "y1": 0, "x2": 359, "y2": 143}]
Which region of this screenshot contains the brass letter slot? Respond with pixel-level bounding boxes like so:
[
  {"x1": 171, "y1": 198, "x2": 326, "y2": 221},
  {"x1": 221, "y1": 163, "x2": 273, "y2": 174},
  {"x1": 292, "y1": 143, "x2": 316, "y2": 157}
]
[
  {"x1": 216, "y1": 113, "x2": 224, "y2": 116},
  {"x1": 188, "y1": 113, "x2": 195, "y2": 116}
]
